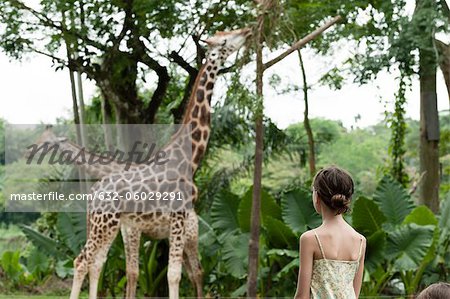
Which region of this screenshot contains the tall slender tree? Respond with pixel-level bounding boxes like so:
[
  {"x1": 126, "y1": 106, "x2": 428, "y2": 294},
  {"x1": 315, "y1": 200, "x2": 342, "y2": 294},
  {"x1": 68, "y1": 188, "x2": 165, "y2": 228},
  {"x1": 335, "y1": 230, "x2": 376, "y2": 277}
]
[
  {"x1": 416, "y1": 0, "x2": 441, "y2": 212},
  {"x1": 246, "y1": 1, "x2": 341, "y2": 293}
]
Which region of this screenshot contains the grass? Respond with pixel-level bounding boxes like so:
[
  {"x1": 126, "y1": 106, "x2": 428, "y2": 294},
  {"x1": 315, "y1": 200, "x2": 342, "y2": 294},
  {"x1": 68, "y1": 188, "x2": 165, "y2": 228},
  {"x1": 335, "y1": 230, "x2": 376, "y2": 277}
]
[{"x1": 0, "y1": 296, "x2": 67, "y2": 299}]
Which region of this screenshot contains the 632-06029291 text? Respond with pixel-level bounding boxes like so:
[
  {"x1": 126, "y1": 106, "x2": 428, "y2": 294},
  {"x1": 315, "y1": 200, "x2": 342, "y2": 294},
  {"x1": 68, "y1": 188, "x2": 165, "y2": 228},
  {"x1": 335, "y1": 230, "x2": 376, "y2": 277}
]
[{"x1": 9, "y1": 191, "x2": 185, "y2": 201}]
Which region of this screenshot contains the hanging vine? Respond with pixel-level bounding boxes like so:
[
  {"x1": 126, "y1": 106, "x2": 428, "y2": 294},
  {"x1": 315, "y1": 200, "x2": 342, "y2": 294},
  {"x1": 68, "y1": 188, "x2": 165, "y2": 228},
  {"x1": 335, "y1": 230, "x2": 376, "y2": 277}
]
[{"x1": 387, "y1": 71, "x2": 410, "y2": 187}]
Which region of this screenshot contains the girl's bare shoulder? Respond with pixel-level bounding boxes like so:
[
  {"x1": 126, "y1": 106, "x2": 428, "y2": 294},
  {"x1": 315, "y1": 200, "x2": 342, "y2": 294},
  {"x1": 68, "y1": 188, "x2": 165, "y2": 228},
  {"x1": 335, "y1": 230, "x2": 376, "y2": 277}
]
[
  {"x1": 299, "y1": 230, "x2": 317, "y2": 245},
  {"x1": 349, "y1": 226, "x2": 366, "y2": 242}
]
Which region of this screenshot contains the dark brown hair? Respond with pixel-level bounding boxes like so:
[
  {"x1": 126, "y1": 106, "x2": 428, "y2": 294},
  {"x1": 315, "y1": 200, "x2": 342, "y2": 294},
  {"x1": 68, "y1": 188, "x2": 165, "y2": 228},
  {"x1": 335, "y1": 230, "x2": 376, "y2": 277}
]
[
  {"x1": 312, "y1": 166, "x2": 354, "y2": 215},
  {"x1": 416, "y1": 282, "x2": 450, "y2": 299}
]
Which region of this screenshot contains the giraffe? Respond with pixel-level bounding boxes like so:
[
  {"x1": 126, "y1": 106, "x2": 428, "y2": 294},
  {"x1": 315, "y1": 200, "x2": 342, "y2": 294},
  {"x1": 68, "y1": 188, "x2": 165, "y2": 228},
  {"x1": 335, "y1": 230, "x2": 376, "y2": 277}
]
[
  {"x1": 67, "y1": 28, "x2": 252, "y2": 299},
  {"x1": 30, "y1": 126, "x2": 202, "y2": 293}
]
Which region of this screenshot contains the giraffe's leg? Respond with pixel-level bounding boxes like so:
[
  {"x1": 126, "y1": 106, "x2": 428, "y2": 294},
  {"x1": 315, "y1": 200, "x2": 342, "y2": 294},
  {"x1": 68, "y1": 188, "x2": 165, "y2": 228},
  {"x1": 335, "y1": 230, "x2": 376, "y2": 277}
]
[
  {"x1": 184, "y1": 211, "x2": 203, "y2": 298},
  {"x1": 70, "y1": 213, "x2": 120, "y2": 299},
  {"x1": 183, "y1": 251, "x2": 195, "y2": 286},
  {"x1": 88, "y1": 246, "x2": 110, "y2": 299},
  {"x1": 168, "y1": 212, "x2": 186, "y2": 299},
  {"x1": 88, "y1": 222, "x2": 120, "y2": 299},
  {"x1": 121, "y1": 225, "x2": 141, "y2": 299},
  {"x1": 69, "y1": 249, "x2": 88, "y2": 299}
]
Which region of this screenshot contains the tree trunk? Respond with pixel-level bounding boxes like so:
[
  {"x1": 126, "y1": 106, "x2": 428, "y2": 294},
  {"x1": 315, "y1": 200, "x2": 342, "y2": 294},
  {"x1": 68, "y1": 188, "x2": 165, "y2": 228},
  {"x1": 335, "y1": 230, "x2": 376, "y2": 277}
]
[
  {"x1": 62, "y1": 11, "x2": 86, "y2": 194},
  {"x1": 76, "y1": 72, "x2": 88, "y2": 145},
  {"x1": 417, "y1": 0, "x2": 440, "y2": 213},
  {"x1": 435, "y1": 39, "x2": 450, "y2": 101},
  {"x1": 247, "y1": 3, "x2": 265, "y2": 297},
  {"x1": 101, "y1": 96, "x2": 115, "y2": 151},
  {"x1": 297, "y1": 50, "x2": 316, "y2": 177},
  {"x1": 97, "y1": 77, "x2": 141, "y2": 152}
]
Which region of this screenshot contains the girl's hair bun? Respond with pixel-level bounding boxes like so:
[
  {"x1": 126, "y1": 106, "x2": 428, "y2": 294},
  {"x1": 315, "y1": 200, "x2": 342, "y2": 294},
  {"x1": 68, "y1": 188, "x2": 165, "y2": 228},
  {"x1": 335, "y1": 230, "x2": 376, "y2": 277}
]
[
  {"x1": 312, "y1": 166, "x2": 354, "y2": 215},
  {"x1": 330, "y1": 194, "x2": 350, "y2": 214}
]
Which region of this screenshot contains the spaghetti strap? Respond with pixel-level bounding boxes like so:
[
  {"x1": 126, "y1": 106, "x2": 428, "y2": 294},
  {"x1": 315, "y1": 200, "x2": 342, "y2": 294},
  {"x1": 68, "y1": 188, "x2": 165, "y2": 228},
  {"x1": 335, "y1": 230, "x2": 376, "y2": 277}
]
[
  {"x1": 357, "y1": 237, "x2": 364, "y2": 260},
  {"x1": 313, "y1": 230, "x2": 326, "y2": 259}
]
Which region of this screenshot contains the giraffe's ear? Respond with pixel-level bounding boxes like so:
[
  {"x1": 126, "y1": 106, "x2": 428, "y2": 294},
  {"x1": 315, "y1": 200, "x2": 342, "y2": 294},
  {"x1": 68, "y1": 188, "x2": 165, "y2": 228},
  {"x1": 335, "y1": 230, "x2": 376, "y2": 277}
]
[{"x1": 202, "y1": 37, "x2": 221, "y2": 47}]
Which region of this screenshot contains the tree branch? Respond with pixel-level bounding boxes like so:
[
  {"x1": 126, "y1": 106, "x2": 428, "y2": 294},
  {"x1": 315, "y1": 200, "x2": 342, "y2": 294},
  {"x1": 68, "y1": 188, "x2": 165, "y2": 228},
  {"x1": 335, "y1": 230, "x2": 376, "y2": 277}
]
[
  {"x1": 169, "y1": 51, "x2": 198, "y2": 75},
  {"x1": 136, "y1": 43, "x2": 170, "y2": 123},
  {"x1": 263, "y1": 16, "x2": 342, "y2": 71},
  {"x1": 192, "y1": 34, "x2": 206, "y2": 68},
  {"x1": 10, "y1": 0, "x2": 107, "y2": 51},
  {"x1": 168, "y1": 51, "x2": 199, "y2": 122},
  {"x1": 113, "y1": 0, "x2": 133, "y2": 48}
]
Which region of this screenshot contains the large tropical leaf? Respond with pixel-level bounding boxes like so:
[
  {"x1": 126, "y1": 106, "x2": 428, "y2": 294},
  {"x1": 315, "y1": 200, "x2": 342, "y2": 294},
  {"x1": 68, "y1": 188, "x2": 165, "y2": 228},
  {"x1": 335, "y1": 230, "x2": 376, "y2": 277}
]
[
  {"x1": 210, "y1": 190, "x2": 241, "y2": 233},
  {"x1": 198, "y1": 215, "x2": 219, "y2": 248},
  {"x1": 373, "y1": 176, "x2": 413, "y2": 226},
  {"x1": 55, "y1": 259, "x2": 73, "y2": 279},
  {"x1": 403, "y1": 205, "x2": 437, "y2": 226},
  {"x1": 281, "y1": 187, "x2": 321, "y2": 234},
  {"x1": 56, "y1": 212, "x2": 86, "y2": 255},
  {"x1": 274, "y1": 258, "x2": 299, "y2": 281},
  {"x1": 221, "y1": 233, "x2": 250, "y2": 279},
  {"x1": 386, "y1": 223, "x2": 434, "y2": 271},
  {"x1": 263, "y1": 216, "x2": 297, "y2": 248},
  {"x1": 352, "y1": 196, "x2": 386, "y2": 236},
  {"x1": 27, "y1": 248, "x2": 50, "y2": 275},
  {"x1": 20, "y1": 225, "x2": 67, "y2": 258},
  {"x1": 365, "y1": 230, "x2": 387, "y2": 272},
  {"x1": 406, "y1": 226, "x2": 440, "y2": 295},
  {"x1": 238, "y1": 186, "x2": 281, "y2": 232}
]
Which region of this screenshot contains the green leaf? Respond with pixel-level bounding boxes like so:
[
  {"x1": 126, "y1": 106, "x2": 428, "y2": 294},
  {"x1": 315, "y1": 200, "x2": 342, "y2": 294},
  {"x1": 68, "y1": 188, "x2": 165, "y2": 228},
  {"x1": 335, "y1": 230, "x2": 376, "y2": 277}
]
[
  {"x1": 221, "y1": 233, "x2": 249, "y2": 279},
  {"x1": 263, "y1": 216, "x2": 297, "y2": 248},
  {"x1": 403, "y1": 205, "x2": 438, "y2": 226},
  {"x1": 373, "y1": 176, "x2": 414, "y2": 226},
  {"x1": 352, "y1": 196, "x2": 387, "y2": 236},
  {"x1": 386, "y1": 223, "x2": 434, "y2": 271},
  {"x1": 274, "y1": 258, "x2": 299, "y2": 281},
  {"x1": 56, "y1": 212, "x2": 86, "y2": 255},
  {"x1": 1, "y1": 250, "x2": 23, "y2": 279},
  {"x1": 27, "y1": 248, "x2": 49, "y2": 275},
  {"x1": 365, "y1": 230, "x2": 386, "y2": 272},
  {"x1": 55, "y1": 259, "x2": 73, "y2": 279},
  {"x1": 408, "y1": 226, "x2": 440, "y2": 294},
  {"x1": 20, "y1": 225, "x2": 66, "y2": 258},
  {"x1": 238, "y1": 186, "x2": 281, "y2": 232},
  {"x1": 281, "y1": 187, "x2": 321, "y2": 234},
  {"x1": 210, "y1": 190, "x2": 240, "y2": 233}
]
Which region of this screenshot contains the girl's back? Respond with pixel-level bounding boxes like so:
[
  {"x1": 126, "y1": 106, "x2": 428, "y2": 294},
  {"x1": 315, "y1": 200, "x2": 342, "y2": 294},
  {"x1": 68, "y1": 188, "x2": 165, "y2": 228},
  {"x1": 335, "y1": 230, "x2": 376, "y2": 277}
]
[
  {"x1": 313, "y1": 225, "x2": 362, "y2": 261},
  {"x1": 310, "y1": 226, "x2": 364, "y2": 299}
]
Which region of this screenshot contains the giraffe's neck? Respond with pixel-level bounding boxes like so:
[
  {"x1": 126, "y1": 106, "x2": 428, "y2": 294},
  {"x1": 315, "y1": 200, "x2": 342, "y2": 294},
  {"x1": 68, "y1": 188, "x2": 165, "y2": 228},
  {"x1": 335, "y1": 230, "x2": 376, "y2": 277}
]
[{"x1": 181, "y1": 56, "x2": 221, "y2": 173}]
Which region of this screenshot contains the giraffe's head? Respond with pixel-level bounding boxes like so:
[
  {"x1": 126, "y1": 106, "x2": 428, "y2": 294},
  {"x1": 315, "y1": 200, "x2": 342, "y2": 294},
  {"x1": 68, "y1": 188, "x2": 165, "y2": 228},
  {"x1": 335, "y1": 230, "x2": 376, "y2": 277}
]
[
  {"x1": 35, "y1": 125, "x2": 67, "y2": 145},
  {"x1": 24, "y1": 125, "x2": 67, "y2": 158},
  {"x1": 204, "y1": 28, "x2": 252, "y2": 62}
]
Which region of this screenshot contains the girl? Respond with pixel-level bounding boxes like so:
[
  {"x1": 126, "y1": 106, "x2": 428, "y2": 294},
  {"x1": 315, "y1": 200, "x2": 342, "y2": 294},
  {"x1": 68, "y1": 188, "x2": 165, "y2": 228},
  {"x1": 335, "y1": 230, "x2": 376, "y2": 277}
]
[
  {"x1": 294, "y1": 166, "x2": 366, "y2": 299},
  {"x1": 416, "y1": 282, "x2": 450, "y2": 299}
]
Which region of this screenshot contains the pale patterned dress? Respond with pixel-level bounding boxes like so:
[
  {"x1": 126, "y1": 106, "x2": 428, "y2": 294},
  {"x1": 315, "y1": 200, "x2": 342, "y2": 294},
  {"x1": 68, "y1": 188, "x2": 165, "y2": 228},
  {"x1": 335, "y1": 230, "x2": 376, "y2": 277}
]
[{"x1": 310, "y1": 230, "x2": 363, "y2": 299}]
